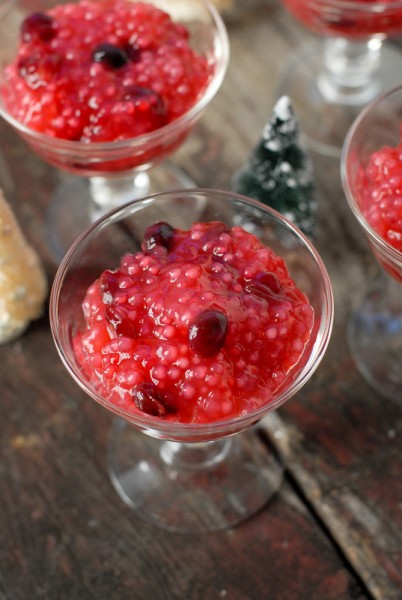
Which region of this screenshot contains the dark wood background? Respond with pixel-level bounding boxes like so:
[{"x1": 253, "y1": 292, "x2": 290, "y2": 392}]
[{"x1": 1, "y1": 0, "x2": 402, "y2": 598}]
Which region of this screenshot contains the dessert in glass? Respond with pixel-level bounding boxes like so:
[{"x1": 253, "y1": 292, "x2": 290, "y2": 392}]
[
  {"x1": 278, "y1": 0, "x2": 402, "y2": 158},
  {"x1": 50, "y1": 188, "x2": 334, "y2": 532},
  {"x1": 0, "y1": 0, "x2": 229, "y2": 260},
  {"x1": 342, "y1": 83, "x2": 402, "y2": 403}
]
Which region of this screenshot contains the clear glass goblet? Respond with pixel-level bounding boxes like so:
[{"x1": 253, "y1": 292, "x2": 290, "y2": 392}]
[
  {"x1": 278, "y1": 0, "x2": 402, "y2": 158},
  {"x1": 49, "y1": 188, "x2": 334, "y2": 532},
  {"x1": 341, "y1": 84, "x2": 402, "y2": 402},
  {"x1": 0, "y1": 0, "x2": 229, "y2": 261}
]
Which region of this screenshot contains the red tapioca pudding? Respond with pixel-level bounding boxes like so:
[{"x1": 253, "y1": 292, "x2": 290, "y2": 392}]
[
  {"x1": 74, "y1": 221, "x2": 315, "y2": 424},
  {"x1": 2, "y1": 0, "x2": 211, "y2": 142},
  {"x1": 356, "y1": 139, "x2": 402, "y2": 253}
]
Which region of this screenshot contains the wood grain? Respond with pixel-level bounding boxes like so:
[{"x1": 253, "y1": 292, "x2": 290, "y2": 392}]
[{"x1": 1, "y1": 0, "x2": 400, "y2": 598}]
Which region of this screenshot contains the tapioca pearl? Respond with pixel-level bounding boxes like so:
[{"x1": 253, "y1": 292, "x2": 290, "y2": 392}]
[
  {"x1": 291, "y1": 337, "x2": 305, "y2": 353},
  {"x1": 103, "y1": 337, "x2": 134, "y2": 354},
  {"x1": 192, "y1": 365, "x2": 208, "y2": 380},
  {"x1": 275, "y1": 309, "x2": 289, "y2": 322},
  {"x1": 178, "y1": 356, "x2": 190, "y2": 370},
  {"x1": 205, "y1": 374, "x2": 219, "y2": 387},
  {"x1": 242, "y1": 331, "x2": 255, "y2": 346},
  {"x1": 156, "y1": 344, "x2": 179, "y2": 364},
  {"x1": 220, "y1": 399, "x2": 235, "y2": 416},
  {"x1": 82, "y1": 325, "x2": 110, "y2": 353},
  {"x1": 265, "y1": 327, "x2": 278, "y2": 341},
  {"x1": 88, "y1": 353, "x2": 102, "y2": 369},
  {"x1": 236, "y1": 375, "x2": 252, "y2": 390},
  {"x1": 103, "y1": 351, "x2": 119, "y2": 365},
  {"x1": 179, "y1": 311, "x2": 194, "y2": 326},
  {"x1": 211, "y1": 242, "x2": 228, "y2": 256},
  {"x1": 180, "y1": 383, "x2": 196, "y2": 400},
  {"x1": 185, "y1": 266, "x2": 200, "y2": 280},
  {"x1": 272, "y1": 371, "x2": 286, "y2": 386},
  {"x1": 220, "y1": 272, "x2": 233, "y2": 285},
  {"x1": 139, "y1": 323, "x2": 152, "y2": 337},
  {"x1": 299, "y1": 304, "x2": 314, "y2": 328},
  {"x1": 249, "y1": 352, "x2": 260, "y2": 363},
  {"x1": 199, "y1": 291, "x2": 215, "y2": 305},
  {"x1": 128, "y1": 292, "x2": 143, "y2": 308},
  {"x1": 243, "y1": 265, "x2": 258, "y2": 280},
  {"x1": 168, "y1": 366, "x2": 181, "y2": 381},
  {"x1": 168, "y1": 267, "x2": 182, "y2": 282},
  {"x1": 120, "y1": 369, "x2": 143, "y2": 387},
  {"x1": 209, "y1": 261, "x2": 224, "y2": 277},
  {"x1": 116, "y1": 276, "x2": 133, "y2": 289},
  {"x1": 235, "y1": 358, "x2": 246, "y2": 371},
  {"x1": 103, "y1": 363, "x2": 117, "y2": 379},
  {"x1": 161, "y1": 325, "x2": 176, "y2": 340},
  {"x1": 293, "y1": 321, "x2": 310, "y2": 342},
  {"x1": 151, "y1": 365, "x2": 167, "y2": 383},
  {"x1": 221, "y1": 252, "x2": 235, "y2": 265}
]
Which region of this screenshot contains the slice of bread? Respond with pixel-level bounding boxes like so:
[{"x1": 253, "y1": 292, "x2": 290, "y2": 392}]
[{"x1": 0, "y1": 189, "x2": 47, "y2": 343}]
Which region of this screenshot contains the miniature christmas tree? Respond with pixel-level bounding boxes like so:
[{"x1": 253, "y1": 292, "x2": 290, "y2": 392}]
[{"x1": 232, "y1": 96, "x2": 317, "y2": 238}]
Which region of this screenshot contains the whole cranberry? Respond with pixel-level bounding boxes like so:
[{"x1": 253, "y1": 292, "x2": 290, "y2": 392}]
[
  {"x1": 21, "y1": 12, "x2": 56, "y2": 43},
  {"x1": 92, "y1": 43, "x2": 129, "y2": 69},
  {"x1": 132, "y1": 383, "x2": 169, "y2": 417},
  {"x1": 189, "y1": 309, "x2": 229, "y2": 357},
  {"x1": 142, "y1": 222, "x2": 175, "y2": 252}
]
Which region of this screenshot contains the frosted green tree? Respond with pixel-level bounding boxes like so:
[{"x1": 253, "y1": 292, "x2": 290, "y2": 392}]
[{"x1": 233, "y1": 96, "x2": 317, "y2": 238}]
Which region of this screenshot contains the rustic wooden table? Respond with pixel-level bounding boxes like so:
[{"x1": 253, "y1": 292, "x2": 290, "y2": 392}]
[{"x1": 1, "y1": 1, "x2": 402, "y2": 598}]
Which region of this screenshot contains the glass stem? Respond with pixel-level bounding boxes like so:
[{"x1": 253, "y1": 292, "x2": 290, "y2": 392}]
[
  {"x1": 89, "y1": 173, "x2": 150, "y2": 222},
  {"x1": 318, "y1": 37, "x2": 383, "y2": 105},
  {"x1": 159, "y1": 439, "x2": 232, "y2": 471}
]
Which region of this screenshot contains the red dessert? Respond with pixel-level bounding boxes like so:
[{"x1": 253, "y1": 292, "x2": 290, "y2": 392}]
[
  {"x1": 283, "y1": 0, "x2": 402, "y2": 39},
  {"x1": 74, "y1": 221, "x2": 314, "y2": 424},
  {"x1": 3, "y1": 0, "x2": 211, "y2": 142},
  {"x1": 356, "y1": 138, "x2": 402, "y2": 253}
]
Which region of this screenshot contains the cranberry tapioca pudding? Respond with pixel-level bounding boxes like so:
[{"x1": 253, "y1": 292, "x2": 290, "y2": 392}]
[
  {"x1": 342, "y1": 84, "x2": 402, "y2": 403},
  {"x1": 73, "y1": 220, "x2": 315, "y2": 425},
  {"x1": 50, "y1": 189, "x2": 333, "y2": 531},
  {"x1": 3, "y1": 1, "x2": 212, "y2": 144},
  {"x1": 0, "y1": 0, "x2": 229, "y2": 260}
]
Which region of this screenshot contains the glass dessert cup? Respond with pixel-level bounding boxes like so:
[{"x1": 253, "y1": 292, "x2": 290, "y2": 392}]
[
  {"x1": 0, "y1": 0, "x2": 229, "y2": 262},
  {"x1": 341, "y1": 84, "x2": 402, "y2": 403},
  {"x1": 50, "y1": 189, "x2": 334, "y2": 532},
  {"x1": 278, "y1": 0, "x2": 402, "y2": 158}
]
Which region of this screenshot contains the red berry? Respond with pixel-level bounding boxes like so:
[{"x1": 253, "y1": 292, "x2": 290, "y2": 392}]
[
  {"x1": 189, "y1": 309, "x2": 229, "y2": 358},
  {"x1": 132, "y1": 383, "x2": 169, "y2": 417},
  {"x1": 142, "y1": 221, "x2": 175, "y2": 252},
  {"x1": 248, "y1": 271, "x2": 283, "y2": 297},
  {"x1": 92, "y1": 43, "x2": 129, "y2": 69},
  {"x1": 105, "y1": 305, "x2": 137, "y2": 338},
  {"x1": 21, "y1": 12, "x2": 56, "y2": 43}
]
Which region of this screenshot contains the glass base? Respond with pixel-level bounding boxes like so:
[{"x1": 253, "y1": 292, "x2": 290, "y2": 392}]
[
  {"x1": 276, "y1": 41, "x2": 402, "y2": 158},
  {"x1": 348, "y1": 276, "x2": 402, "y2": 403},
  {"x1": 46, "y1": 162, "x2": 195, "y2": 263},
  {"x1": 107, "y1": 418, "x2": 283, "y2": 532}
]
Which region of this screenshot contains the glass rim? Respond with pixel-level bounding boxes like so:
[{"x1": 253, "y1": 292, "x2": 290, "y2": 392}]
[
  {"x1": 294, "y1": 0, "x2": 402, "y2": 10},
  {"x1": 49, "y1": 188, "x2": 334, "y2": 438},
  {"x1": 341, "y1": 82, "x2": 402, "y2": 265},
  {"x1": 0, "y1": 0, "x2": 229, "y2": 152}
]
